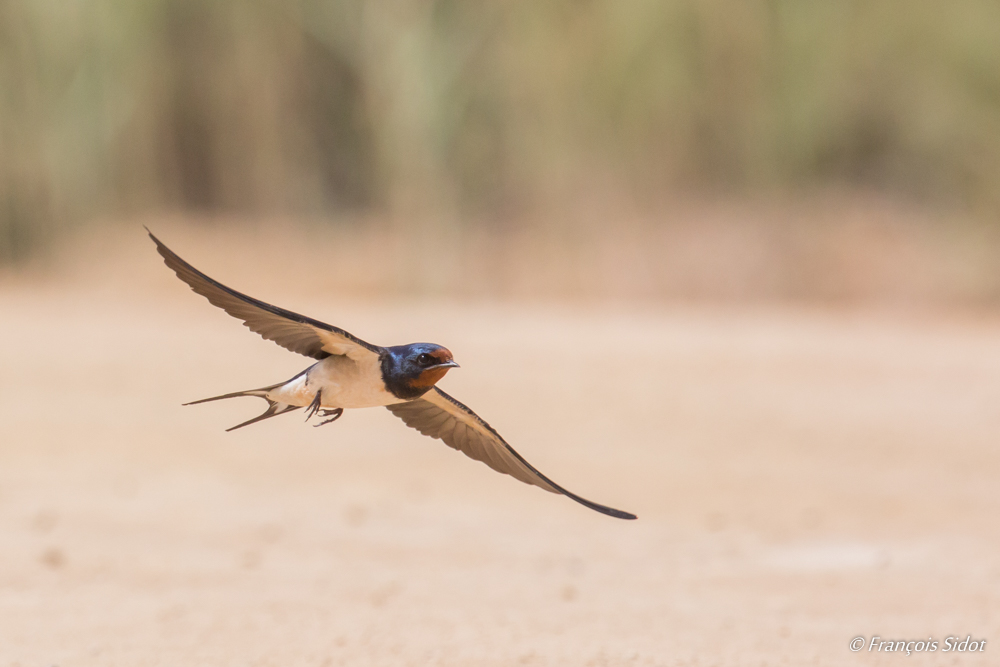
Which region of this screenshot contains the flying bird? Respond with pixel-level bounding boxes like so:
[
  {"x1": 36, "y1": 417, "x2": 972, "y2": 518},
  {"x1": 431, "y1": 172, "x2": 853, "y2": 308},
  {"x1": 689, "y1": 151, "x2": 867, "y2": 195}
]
[{"x1": 149, "y1": 231, "x2": 635, "y2": 520}]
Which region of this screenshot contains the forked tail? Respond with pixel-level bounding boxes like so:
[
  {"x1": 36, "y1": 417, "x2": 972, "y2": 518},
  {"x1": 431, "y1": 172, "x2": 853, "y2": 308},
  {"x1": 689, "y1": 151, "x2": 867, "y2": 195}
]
[{"x1": 184, "y1": 384, "x2": 302, "y2": 431}]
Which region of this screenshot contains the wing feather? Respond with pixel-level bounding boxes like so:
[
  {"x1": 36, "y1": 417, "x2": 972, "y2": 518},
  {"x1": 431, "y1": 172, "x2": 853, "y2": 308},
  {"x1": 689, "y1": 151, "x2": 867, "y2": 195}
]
[
  {"x1": 149, "y1": 231, "x2": 382, "y2": 361},
  {"x1": 386, "y1": 388, "x2": 636, "y2": 520}
]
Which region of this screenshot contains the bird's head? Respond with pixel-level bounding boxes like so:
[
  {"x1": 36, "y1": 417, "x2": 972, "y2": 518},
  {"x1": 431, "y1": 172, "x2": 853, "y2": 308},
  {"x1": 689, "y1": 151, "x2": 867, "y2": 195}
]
[{"x1": 381, "y1": 343, "x2": 459, "y2": 399}]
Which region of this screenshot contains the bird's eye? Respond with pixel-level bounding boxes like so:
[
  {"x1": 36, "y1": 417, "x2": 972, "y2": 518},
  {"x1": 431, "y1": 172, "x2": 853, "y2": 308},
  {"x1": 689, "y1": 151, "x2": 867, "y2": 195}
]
[{"x1": 417, "y1": 353, "x2": 434, "y2": 366}]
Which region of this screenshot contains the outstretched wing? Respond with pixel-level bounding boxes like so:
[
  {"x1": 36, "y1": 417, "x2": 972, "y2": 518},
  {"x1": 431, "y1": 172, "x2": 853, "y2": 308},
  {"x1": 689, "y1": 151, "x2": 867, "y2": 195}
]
[
  {"x1": 386, "y1": 387, "x2": 636, "y2": 520},
  {"x1": 149, "y1": 230, "x2": 382, "y2": 361}
]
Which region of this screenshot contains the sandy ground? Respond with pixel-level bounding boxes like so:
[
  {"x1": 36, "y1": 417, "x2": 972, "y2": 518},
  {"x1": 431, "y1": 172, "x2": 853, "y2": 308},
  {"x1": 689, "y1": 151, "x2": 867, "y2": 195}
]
[{"x1": 1, "y1": 237, "x2": 999, "y2": 666}]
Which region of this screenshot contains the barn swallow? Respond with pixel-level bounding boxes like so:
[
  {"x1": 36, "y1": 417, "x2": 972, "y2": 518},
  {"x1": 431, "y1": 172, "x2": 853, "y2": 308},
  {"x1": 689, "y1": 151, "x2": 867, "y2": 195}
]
[{"x1": 149, "y1": 231, "x2": 635, "y2": 520}]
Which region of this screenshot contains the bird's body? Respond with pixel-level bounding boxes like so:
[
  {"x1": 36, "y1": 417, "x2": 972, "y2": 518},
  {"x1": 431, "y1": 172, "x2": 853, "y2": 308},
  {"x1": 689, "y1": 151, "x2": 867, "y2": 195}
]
[
  {"x1": 269, "y1": 354, "x2": 402, "y2": 410},
  {"x1": 149, "y1": 230, "x2": 635, "y2": 520}
]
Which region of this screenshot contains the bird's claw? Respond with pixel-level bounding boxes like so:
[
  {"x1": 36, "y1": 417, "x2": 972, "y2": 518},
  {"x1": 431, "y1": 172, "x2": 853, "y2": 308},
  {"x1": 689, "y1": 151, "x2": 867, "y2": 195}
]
[
  {"x1": 305, "y1": 390, "x2": 323, "y2": 421},
  {"x1": 312, "y1": 408, "x2": 344, "y2": 427},
  {"x1": 305, "y1": 392, "x2": 341, "y2": 426}
]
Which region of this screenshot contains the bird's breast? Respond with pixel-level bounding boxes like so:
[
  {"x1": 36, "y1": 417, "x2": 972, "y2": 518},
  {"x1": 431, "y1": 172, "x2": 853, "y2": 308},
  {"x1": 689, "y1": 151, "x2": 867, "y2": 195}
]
[{"x1": 299, "y1": 354, "x2": 404, "y2": 409}]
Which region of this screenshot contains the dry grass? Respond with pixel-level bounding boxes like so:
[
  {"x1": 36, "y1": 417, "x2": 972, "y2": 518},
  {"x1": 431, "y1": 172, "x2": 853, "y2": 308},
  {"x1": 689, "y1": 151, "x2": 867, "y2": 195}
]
[{"x1": 5, "y1": 0, "x2": 1000, "y2": 259}]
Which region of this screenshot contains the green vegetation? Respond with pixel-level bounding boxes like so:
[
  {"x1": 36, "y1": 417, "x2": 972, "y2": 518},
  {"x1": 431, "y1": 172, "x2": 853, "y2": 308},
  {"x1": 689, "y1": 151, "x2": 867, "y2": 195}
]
[{"x1": 2, "y1": 0, "x2": 1000, "y2": 261}]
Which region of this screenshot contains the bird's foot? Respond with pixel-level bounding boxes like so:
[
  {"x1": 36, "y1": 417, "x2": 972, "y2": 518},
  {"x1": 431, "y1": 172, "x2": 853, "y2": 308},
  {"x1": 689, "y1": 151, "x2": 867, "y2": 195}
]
[
  {"x1": 305, "y1": 390, "x2": 323, "y2": 421},
  {"x1": 312, "y1": 408, "x2": 344, "y2": 427}
]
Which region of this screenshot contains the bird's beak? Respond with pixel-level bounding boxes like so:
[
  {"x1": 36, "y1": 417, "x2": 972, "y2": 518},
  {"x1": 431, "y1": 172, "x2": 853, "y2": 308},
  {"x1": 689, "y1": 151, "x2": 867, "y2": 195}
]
[{"x1": 438, "y1": 360, "x2": 460, "y2": 369}]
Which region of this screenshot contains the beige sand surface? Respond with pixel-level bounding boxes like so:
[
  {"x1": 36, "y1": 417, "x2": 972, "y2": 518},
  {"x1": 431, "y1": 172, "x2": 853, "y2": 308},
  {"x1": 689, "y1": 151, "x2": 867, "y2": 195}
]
[{"x1": 1, "y1": 239, "x2": 999, "y2": 666}]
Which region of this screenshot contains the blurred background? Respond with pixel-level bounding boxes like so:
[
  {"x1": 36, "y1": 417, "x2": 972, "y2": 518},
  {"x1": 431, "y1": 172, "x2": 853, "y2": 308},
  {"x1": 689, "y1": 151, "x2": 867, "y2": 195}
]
[
  {"x1": 2, "y1": 3, "x2": 1000, "y2": 665},
  {"x1": 3, "y1": 0, "x2": 1000, "y2": 301}
]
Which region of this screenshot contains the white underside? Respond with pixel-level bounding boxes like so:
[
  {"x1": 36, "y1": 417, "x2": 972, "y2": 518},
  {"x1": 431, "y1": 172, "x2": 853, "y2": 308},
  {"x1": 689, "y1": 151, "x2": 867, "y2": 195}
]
[{"x1": 265, "y1": 355, "x2": 405, "y2": 409}]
